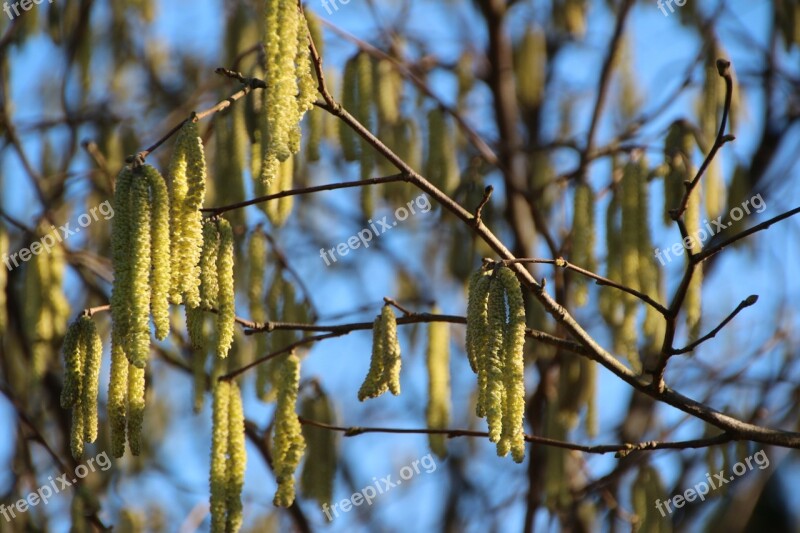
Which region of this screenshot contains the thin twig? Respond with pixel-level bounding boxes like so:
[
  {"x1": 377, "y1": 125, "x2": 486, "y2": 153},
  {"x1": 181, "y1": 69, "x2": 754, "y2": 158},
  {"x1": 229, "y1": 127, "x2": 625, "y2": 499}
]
[{"x1": 671, "y1": 295, "x2": 759, "y2": 355}]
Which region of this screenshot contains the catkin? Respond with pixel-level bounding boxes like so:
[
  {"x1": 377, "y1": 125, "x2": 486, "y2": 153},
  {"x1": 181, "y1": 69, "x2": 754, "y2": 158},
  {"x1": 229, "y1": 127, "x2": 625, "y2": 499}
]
[
  {"x1": 80, "y1": 317, "x2": 103, "y2": 444},
  {"x1": 273, "y1": 352, "x2": 306, "y2": 508},
  {"x1": 111, "y1": 167, "x2": 134, "y2": 364},
  {"x1": 226, "y1": 382, "x2": 246, "y2": 533},
  {"x1": 108, "y1": 337, "x2": 129, "y2": 458},
  {"x1": 496, "y1": 268, "x2": 526, "y2": 463},
  {"x1": 187, "y1": 305, "x2": 208, "y2": 413},
  {"x1": 128, "y1": 176, "x2": 153, "y2": 369},
  {"x1": 485, "y1": 274, "x2": 508, "y2": 445},
  {"x1": 210, "y1": 381, "x2": 231, "y2": 533},
  {"x1": 142, "y1": 165, "x2": 171, "y2": 340},
  {"x1": 426, "y1": 308, "x2": 451, "y2": 458},
  {"x1": 515, "y1": 27, "x2": 546, "y2": 108},
  {"x1": 266, "y1": 156, "x2": 294, "y2": 227},
  {"x1": 358, "y1": 305, "x2": 402, "y2": 400},
  {"x1": 300, "y1": 389, "x2": 338, "y2": 508},
  {"x1": 339, "y1": 56, "x2": 360, "y2": 161},
  {"x1": 571, "y1": 181, "x2": 595, "y2": 307},
  {"x1": 199, "y1": 219, "x2": 220, "y2": 309},
  {"x1": 216, "y1": 219, "x2": 236, "y2": 359},
  {"x1": 685, "y1": 192, "x2": 703, "y2": 340},
  {"x1": 60, "y1": 317, "x2": 86, "y2": 409},
  {"x1": 127, "y1": 363, "x2": 146, "y2": 456},
  {"x1": 663, "y1": 120, "x2": 693, "y2": 224}
]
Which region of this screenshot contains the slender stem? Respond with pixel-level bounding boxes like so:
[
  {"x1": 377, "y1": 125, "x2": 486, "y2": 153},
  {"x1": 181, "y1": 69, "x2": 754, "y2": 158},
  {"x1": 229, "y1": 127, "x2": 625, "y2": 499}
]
[{"x1": 671, "y1": 295, "x2": 758, "y2": 355}]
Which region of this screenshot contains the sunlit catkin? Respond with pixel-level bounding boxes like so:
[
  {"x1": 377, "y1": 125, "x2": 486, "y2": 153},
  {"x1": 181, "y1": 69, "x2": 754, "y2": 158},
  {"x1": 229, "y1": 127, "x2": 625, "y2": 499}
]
[
  {"x1": 496, "y1": 267, "x2": 526, "y2": 463},
  {"x1": 199, "y1": 219, "x2": 220, "y2": 309},
  {"x1": 381, "y1": 305, "x2": 402, "y2": 396},
  {"x1": 300, "y1": 389, "x2": 338, "y2": 508},
  {"x1": 358, "y1": 313, "x2": 388, "y2": 400},
  {"x1": 266, "y1": 156, "x2": 294, "y2": 227},
  {"x1": 210, "y1": 381, "x2": 231, "y2": 533},
  {"x1": 110, "y1": 167, "x2": 134, "y2": 365},
  {"x1": 142, "y1": 164, "x2": 171, "y2": 340},
  {"x1": 108, "y1": 338, "x2": 128, "y2": 458},
  {"x1": 80, "y1": 316, "x2": 103, "y2": 444},
  {"x1": 485, "y1": 273, "x2": 507, "y2": 445},
  {"x1": 273, "y1": 352, "x2": 306, "y2": 507},
  {"x1": 60, "y1": 317, "x2": 86, "y2": 409},
  {"x1": 571, "y1": 181, "x2": 595, "y2": 307},
  {"x1": 426, "y1": 308, "x2": 450, "y2": 458},
  {"x1": 216, "y1": 219, "x2": 235, "y2": 359},
  {"x1": 127, "y1": 363, "x2": 146, "y2": 456},
  {"x1": 128, "y1": 176, "x2": 153, "y2": 369},
  {"x1": 226, "y1": 382, "x2": 246, "y2": 533},
  {"x1": 466, "y1": 270, "x2": 491, "y2": 416}
]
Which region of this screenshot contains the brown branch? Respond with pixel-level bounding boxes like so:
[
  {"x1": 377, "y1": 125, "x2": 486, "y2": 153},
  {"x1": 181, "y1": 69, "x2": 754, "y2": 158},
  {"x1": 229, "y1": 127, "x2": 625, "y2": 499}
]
[
  {"x1": 299, "y1": 417, "x2": 735, "y2": 456},
  {"x1": 201, "y1": 173, "x2": 407, "y2": 216},
  {"x1": 671, "y1": 295, "x2": 758, "y2": 355}
]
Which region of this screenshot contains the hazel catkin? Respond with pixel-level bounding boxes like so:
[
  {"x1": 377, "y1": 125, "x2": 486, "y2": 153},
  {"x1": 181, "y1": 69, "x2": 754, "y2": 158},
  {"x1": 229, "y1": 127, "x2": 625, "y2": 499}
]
[
  {"x1": 273, "y1": 352, "x2": 306, "y2": 507},
  {"x1": 216, "y1": 218, "x2": 236, "y2": 359},
  {"x1": 426, "y1": 308, "x2": 451, "y2": 458}
]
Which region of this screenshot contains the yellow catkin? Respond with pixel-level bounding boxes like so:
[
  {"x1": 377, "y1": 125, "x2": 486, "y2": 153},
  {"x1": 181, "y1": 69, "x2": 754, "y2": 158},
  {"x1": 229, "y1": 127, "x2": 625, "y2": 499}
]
[
  {"x1": 80, "y1": 316, "x2": 103, "y2": 444},
  {"x1": 127, "y1": 363, "x2": 146, "y2": 456},
  {"x1": 128, "y1": 176, "x2": 153, "y2": 369},
  {"x1": 248, "y1": 230, "x2": 266, "y2": 313},
  {"x1": 108, "y1": 338, "x2": 129, "y2": 458},
  {"x1": 374, "y1": 59, "x2": 401, "y2": 127},
  {"x1": 485, "y1": 273, "x2": 507, "y2": 444},
  {"x1": 426, "y1": 308, "x2": 450, "y2": 458},
  {"x1": 496, "y1": 267, "x2": 526, "y2": 463},
  {"x1": 663, "y1": 120, "x2": 694, "y2": 224},
  {"x1": 168, "y1": 120, "x2": 207, "y2": 307},
  {"x1": 515, "y1": 27, "x2": 546, "y2": 108},
  {"x1": 266, "y1": 156, "x2": 294, "y2": 227},
  {"x1": 300, "y1": 389, "x2": 338, "y2": 508},
  {"x1": 358, "y1": 314, "x2": 388, "y2": 401},
  {"x1": 216, "y1": 219, "x2": 235, "y2": 359},
  {"x1": 381, "y1": 305, "x2": 402, "y2": 396},
  {"x1": 704, "y1": 157, "x2": 725, "y2": 222},
  {"x1": 70, "y1": 401, "x2": 85, "y2": 460},
  {"x1": 187, "y1": 305, "x2": 208, "y2": 413},
  {"x1": 599, "y1": 186, "x2": 622, "y2": 327},
  {"x1": 273, "y1": 352, "x2": 306, "y2": 508},
  {"x1": 142, "y1": 165, "x2": 171, "y2": 340},
  {"x1": 226, "y1": 382, "x2": 246, "y2": 533},
  {"x1": 199, "y1": 219, "x2": 220, "y2": 309},
  {"x1": 210, "y1": 381, "x2": 231, "y2": 533},
  {"x1": 467, "y1": 270, "x2": 492, "y2": 417},
  {"x1": 339, "y1": 55, "x2": 360, "y2": 161},
  {"x1": 213, "y1": 105, "x2": 247, "y2": 231},
  {"x1": 110, "y1": 167, "x2": 134, "y2": 367},
  {"x1": 571, "y1": 181, "x2": 595, "y2": 307}
]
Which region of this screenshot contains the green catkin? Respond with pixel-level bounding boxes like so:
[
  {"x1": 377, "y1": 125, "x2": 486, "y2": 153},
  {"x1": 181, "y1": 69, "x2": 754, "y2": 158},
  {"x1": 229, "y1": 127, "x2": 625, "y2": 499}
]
[
  {"x1": 685, "y1": 192, "x2": 703, "y2": 340},
  {"x1": 216, "y1": 219, "x2": 235, "y2": 359},
  {"x1": 395, "y1": 117, "x2": 422, "y2": 172},
  {"x1": 295, "y1": 13, "x2": 316, "y2": 124},
  {"x1": 110, "y1": 167, "x2": 134, "y2": 366},
  {"x1": 187, "y1": 305, "x2": 208, "y2": 413},
  {"x1": 199, "y1": 219, "x2": 220, "y2": 309},
  {"x1": 273, "y1": 352, "x2": 306, "y2": 508},
  {"x1": 108, "y1": 339, "x2": 128, "y2": 458},
  {"x1": 620, "y1": 160, "x2": 641, "y2": 292},
  {"x1": 515, "y1": 27, "x2": 546, "y2": 108},
  {"x1": 210, "y1": 381, "x2": 231, "y2": 533},
  {"x1": 599, "y1": 186, "x2": 622, "y2": 327},
  {"x1": 142, "y1": 165, "x2": 171, "y2": 340},
  {"x1": 226, "y1": 382, "x2": 246, "y2": 533},
  {"x1": 571, "y1": 181, "x2": 595, "y2": 307},
  {"x1": 168, "y1": 120, "x2": 207, "y2": 307},
  {"x1": 214, "y1": 105, "x2": 247, "y2": 231},
  {"x1": 704, "y1": 157, "x2": 725, "y2": 222},
  {"x1": 248, "y1": 230, "x2": 266, "y2": 311},
  {"x1": 80, "y1": 317, "x2": 102, "y2": 444},
  {"x1": 339, "y1": 56, "x2": 360, "y2": 161},
  {"x1": 426, "y1": 308, "x2": 450, "y2": 458},
  {"x1": 266, "y1": 156, "x2": 294, "y2": 226},
  {"x1": 300, "y1": 390, "x2": 338, "y2": 508},
  {"x1": 581, "y1": 358, "x2": 597, "y2": 437},
  {"x1": 356, "y1": 52, "x2": 375, "y2": 214},
  {"x1": 127, "y1": 363, "x2": 146, "y2": 456},
  {"x1": 128, "y1": 176, "x2": 152, "y2": 369},
  {"x1": 375, "y1": 59, "x2": 401, "y2": 127},
  {"x1": 496, "y1": 267, "x2": 527, "y2": 462},
  {"x1": 663, "y1": 120, "x2": 693, "y2": 224},
  {"x1": 71, "y1": 401, "x2": 85, "y2": 459},
  {"x1": 60, "y1": 318, "x2": 86, "y2": 409}
]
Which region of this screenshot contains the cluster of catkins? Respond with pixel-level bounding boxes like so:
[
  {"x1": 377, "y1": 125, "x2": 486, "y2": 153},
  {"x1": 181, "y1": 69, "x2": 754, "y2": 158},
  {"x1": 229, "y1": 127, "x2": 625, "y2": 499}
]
[
  {"x1": 61, "y1": 316, "x2": 102, "y2": 459},
  {"x1": 358, "y1": 305, "x2": 402, "y2": 400},
  {"x1": 466, "y1": 266, "x2": 527, "y2": 462}
]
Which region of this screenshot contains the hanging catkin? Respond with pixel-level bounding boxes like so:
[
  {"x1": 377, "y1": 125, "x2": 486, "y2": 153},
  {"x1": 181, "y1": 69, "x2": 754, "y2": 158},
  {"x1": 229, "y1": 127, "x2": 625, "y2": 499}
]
[
  {"x1": 168, "y1": 119, "x2": 206, "y2": 307},
  {"x1": 339, "y1": 56, "x2": 360, "y2": 161},
  {"x1": 465, "y1": 266, "x2": 527, "y2": 461},
  {"x1": 80, "y1": 316, "x2": 103, "y2": 445},
  {"x1": 142, "y1": 165, "x2": 171, "y2": 340},
  {"x1": 108, "y1": 340, "x2": 129, "y2": 458},
  {"x1": 127, "y1": 363, "x2": 146, "y2": 456},
  {"x1": 685, "y1": 192, "x2": 703, "y2": 340},
  {"x1": 225, "y1": 382, "x2": 246, "y2": 533},
  {"x1": 127, "y1": 176, "x2": 153, "y2": 369},
  {"x1": 426, "y1": 308, "x2": 450, "y2": 458},
  {"x1": 210, "y1": 381, "x2": 231, "y2": 533},
  {"x1": 199, "y1": 219, "x2": 220, "y2": 309},
  {"x1": 358, "y1": 305, "x2": 402, "y2": 400},
  {"x1": 273, "y1": 351, "x2": 306, "y2": 507},
  {"x1": 216, "y1": 218, "x2": 236, "y2": 359},
  {"x1": 300, "y1": 388, "x2": 338, "y2": 508},
  {"x1": 514, "y1": 27, "x2": 546, "y2": 109},
  {"x1": 570, "y1": 181, "x2": 595, "y2": 307},
  {"x1": 663, "y1": 120, "x2": 694, "y2": 224},
  {"x1": 265, "y1": 156, "x2": 294, "y2": 227}
]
